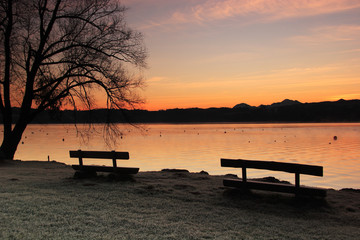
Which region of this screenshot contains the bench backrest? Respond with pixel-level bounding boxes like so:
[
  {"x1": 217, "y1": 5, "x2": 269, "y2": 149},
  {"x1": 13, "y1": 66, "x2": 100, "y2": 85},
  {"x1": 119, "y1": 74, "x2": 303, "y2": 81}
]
[
  {"x1": 221, "y1": 158, "x2": 323, "y2": 176},
  {"x1": 69, "y1": 150, "x2": 129, "y2": 160}
]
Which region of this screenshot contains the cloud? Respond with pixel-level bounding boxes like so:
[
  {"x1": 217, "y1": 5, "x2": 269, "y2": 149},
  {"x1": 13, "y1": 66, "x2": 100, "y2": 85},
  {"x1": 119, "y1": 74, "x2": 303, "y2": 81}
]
[
  {"x1": 165, "y1": 0, "x2": 360, "y2": 26},
  {"x1": 290, "y1": 25, "x2": 360, "y2": 44},
  {"x1": 273, "y1": 66, "x2": 339, "y2": 74},
  {"x1": 146, "y1": 76, "x2": 168, "y2": 83}
]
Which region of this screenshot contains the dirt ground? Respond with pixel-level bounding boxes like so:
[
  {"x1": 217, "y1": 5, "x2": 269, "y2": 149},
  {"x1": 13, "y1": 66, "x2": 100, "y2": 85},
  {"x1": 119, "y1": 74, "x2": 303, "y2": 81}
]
[{"x1": 1, "y1": 160, "x2": 359, "y2": 239}]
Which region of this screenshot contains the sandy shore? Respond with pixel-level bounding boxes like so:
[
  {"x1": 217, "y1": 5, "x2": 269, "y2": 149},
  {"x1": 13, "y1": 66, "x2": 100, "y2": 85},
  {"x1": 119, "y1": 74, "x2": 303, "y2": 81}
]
[{"x1": 1, "y1": 160, "x2": 359, "y2": 239}]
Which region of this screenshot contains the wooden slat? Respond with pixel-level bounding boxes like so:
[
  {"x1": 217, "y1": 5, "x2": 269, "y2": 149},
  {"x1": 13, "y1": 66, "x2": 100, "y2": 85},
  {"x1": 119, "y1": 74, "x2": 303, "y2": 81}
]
[
  {"x1": 223, "y1": 179, "x2": 326, "y2": 197},
  {"x1": 221, "y1": 158, "x2": 323, "y2": 176},
  {"x1": 72, "y1": 165, "x2": 139, "y2": 174},
  {"x1": 69, "y1": 150, "x2": 129, "y2": 160}
]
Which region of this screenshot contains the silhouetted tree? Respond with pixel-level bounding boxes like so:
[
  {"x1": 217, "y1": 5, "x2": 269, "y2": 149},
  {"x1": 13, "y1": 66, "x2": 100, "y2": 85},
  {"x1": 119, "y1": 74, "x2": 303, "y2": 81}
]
[{"x1": 0, "y1": 0, "x2": 147, "y2": 160}]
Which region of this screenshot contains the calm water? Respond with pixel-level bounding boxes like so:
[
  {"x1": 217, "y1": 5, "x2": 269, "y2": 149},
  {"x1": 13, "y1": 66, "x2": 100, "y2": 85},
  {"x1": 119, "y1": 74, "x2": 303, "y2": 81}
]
[{"x1": 11, "y1": 123, "x2": 360, "y2": 190}]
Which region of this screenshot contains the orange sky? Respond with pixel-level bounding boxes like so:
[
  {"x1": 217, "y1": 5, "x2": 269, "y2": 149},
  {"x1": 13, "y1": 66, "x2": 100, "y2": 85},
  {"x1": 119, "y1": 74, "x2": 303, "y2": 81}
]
[{"x1": 118, "y1": 0, "x2": 360, "y2": 111}]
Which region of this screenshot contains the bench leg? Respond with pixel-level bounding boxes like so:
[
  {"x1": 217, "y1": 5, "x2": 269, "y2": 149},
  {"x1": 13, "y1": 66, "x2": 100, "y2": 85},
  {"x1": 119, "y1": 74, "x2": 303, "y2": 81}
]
[
  {"x1": 242, "y1": 167, "x2": 247, "y2": 183},
  {"x1": 295, "y1": 173, "x2": 300, "y2": 188}
]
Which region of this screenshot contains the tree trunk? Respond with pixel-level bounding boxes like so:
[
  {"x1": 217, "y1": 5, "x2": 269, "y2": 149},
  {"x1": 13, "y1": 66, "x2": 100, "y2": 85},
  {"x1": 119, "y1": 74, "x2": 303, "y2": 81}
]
[{"x1": 0, "y1": 122, "x2": 27, "y2": 161}]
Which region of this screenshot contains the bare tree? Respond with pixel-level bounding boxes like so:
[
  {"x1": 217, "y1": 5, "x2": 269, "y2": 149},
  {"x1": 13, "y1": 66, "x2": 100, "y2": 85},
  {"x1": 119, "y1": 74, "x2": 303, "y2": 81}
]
[{"x1": 0, "y1": 0, "x2": 147, "y2": 160}]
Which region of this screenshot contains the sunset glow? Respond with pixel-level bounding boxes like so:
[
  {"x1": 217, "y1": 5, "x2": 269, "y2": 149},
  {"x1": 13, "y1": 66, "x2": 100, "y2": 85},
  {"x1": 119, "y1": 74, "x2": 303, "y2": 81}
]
[{"x1": 121, "y1": 0, "x2": 360, "y2": 110}]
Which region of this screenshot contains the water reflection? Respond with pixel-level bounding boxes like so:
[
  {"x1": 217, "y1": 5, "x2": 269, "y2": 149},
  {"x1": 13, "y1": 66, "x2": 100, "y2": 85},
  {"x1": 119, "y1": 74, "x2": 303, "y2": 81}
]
[{"x1": 9, "y1": 123, "x2": 360, "y2": 189}]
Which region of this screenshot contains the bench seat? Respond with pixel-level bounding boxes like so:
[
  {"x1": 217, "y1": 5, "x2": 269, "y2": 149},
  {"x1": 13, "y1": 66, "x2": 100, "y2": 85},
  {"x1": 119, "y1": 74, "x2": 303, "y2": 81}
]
[
  {"x1": 70, "y1": 150, "x2": 139, "y2": 177},
  {"x1": 221, "y1": 158, "x2": 326, "y2": 197},
  {"x1": 223, "y1": 178, "x2": 326, "y2": 197},
  {"x1": 72, "y1": 165, "x2": 139, "y2": 174}
]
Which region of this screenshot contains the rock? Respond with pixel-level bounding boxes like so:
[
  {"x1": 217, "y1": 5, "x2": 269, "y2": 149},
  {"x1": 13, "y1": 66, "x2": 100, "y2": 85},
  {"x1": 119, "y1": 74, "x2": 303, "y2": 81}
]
[
  {"x1": 224, "y1": 174, "x2": 238, "y2": 178},
  {"x1": 73, "y1": 170, "x2": 97, "y2": 179},
  {"x1": 254, "y1": 176, "x2": 291, "y2": 184},
  {"x1": 161, "y1": 169, "x2": 189, "y2": 173}
]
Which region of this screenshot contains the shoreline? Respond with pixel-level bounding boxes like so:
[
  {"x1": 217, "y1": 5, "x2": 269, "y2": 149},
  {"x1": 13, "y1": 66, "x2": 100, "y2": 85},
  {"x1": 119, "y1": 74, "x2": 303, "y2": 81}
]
[
  {"x1": 8, "y1": 159, "x2": 360, "y2": 191},
  {"x1": 22, "y1": 121, "x2": 360, "y2": 125},
  {"x1": 1, "y1": 160, "x2": 359, "y2": 239},
  {"x1": 4, "y1": 159, "x2": 360, "y2": 192}
]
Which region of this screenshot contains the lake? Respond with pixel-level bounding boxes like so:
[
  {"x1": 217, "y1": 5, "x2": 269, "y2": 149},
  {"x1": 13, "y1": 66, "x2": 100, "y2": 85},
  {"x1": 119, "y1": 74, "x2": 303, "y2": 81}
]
[{"x1": 12, "y1": 123, "x2": 360, "y2": 190}]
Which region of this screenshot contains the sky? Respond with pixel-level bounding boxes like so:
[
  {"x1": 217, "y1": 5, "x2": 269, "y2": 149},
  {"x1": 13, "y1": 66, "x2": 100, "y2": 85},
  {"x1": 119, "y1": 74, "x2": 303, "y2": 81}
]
[{"x1": 120, "y1": 0, "x2": 360, "y2": 111}]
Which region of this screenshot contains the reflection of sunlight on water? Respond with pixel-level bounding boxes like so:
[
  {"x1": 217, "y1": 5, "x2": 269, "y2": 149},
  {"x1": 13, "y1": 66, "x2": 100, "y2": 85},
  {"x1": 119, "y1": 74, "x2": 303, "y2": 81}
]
[{"x1": 6, "y1": 123, "x2": 360, "y2": 189}]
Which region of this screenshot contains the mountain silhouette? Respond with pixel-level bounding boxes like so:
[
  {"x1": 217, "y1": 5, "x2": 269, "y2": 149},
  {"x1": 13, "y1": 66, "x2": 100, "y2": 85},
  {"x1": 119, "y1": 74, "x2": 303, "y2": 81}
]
[{"x1": 3, "y1": 99, "x2": 360, "y2": 123}]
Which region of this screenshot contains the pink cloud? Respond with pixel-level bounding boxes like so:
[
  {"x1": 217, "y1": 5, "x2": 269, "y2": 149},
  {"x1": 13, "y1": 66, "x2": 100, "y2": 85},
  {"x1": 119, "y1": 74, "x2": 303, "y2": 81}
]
[
  {"x1": 168, "y1": 0, "x2": 360, "y2": 25},
  {"x1": 290, "y1": 25, "x2": 360, "y2": 44}
]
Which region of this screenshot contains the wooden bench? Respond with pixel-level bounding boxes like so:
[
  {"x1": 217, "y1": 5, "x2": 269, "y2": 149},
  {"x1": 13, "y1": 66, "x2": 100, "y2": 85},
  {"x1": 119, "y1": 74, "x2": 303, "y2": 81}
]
[
  {"x1": 221, "y1": 158, "x2": 326, "y2": 197},
  {"x1": 70, "y1": 150, "x2": 139, "y2": 177}
]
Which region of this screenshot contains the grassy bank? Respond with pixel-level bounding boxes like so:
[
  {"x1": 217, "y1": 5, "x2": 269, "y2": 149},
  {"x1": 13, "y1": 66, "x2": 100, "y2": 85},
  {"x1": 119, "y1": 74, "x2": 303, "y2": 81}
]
[{"x1": 1, "y1": 160, "x2": 359, "y2": 239}]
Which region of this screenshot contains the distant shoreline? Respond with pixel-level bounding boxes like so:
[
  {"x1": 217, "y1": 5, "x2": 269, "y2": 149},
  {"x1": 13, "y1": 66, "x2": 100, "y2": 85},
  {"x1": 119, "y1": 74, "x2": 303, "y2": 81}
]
[{"x1": 3, "y1": 99, "x2": 360, "y2": 124}]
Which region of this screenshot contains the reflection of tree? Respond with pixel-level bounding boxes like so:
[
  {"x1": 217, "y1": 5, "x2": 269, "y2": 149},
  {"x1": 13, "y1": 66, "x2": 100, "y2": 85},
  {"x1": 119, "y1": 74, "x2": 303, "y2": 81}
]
[{"x1": 0, "y1": 0, "x2": 147, "y2": 160}]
